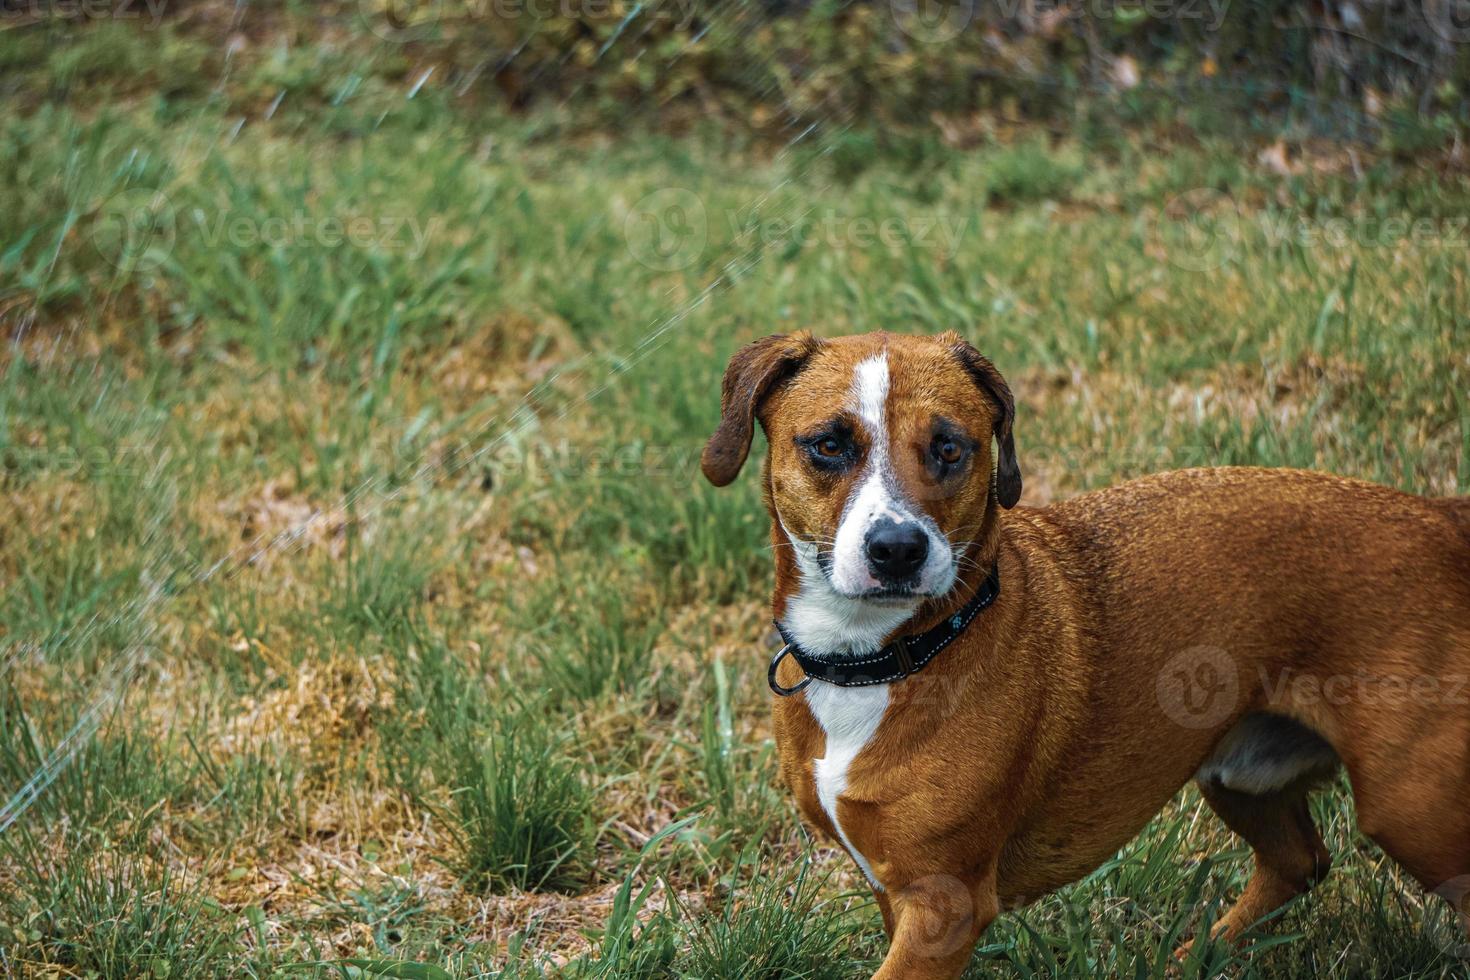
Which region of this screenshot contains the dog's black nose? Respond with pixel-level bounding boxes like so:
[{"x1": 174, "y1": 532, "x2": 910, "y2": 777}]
[{"x1": 865, "y1": 518, "x2": 928, "y2": 582}]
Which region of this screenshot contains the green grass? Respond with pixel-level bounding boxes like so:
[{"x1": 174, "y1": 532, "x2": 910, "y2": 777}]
[
  {"x1": 446, "y1": 704, "x2": 599, "y2": 895},
  {"x1": 4, "y1": 820, "x2": 239, "y2": 979},
  {"x1": 2, "y1": 8, "x2": 1469, "y2": 979}
]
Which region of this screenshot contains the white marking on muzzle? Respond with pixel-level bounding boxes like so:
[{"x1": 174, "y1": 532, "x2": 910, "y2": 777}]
[{"x1": 828, "y1": 353, "x2": 954, "y2": 598}]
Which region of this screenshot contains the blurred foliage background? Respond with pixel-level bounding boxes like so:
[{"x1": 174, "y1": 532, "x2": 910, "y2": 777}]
[
  {"x1": 3, "y1": 0, "x2": 1470, "y2": 977},
  {"x1": 5, "y1": 0, "x2": 1470, "y2": 154}
]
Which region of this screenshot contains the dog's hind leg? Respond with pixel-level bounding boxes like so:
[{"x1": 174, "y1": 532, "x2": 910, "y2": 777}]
[
  {"x1": 1189, "y1": 713, "x2": 1337, "y2": 942},
  {"x1": 1346, "y1": 749, "x2": 1470, "y2": 939},
  {"x1": 1195, "y1": 775, "x2": 1332, "y2": 941},
  {"x1": 1328, "y1": 625, "x2": 1470, "y2": 939}
]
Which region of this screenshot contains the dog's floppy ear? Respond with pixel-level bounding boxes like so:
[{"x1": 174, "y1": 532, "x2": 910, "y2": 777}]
[
  {"x1": 944, "y1": 333, "x2": 1022, "y2": 508},
  {"x1": 702, "y1": 332, "x2": 821, "y2": 487}
]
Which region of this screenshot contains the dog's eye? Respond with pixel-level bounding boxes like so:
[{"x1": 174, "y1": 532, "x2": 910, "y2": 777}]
[
  {"x1": 800, "y1": 431, "x2": 853, "y2": 468},
  {"x1": 935, "y1": 439, "x2": 964, "y2": 465}
]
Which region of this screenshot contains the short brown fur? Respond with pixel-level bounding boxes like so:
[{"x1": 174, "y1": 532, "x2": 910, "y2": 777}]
[{"x1": 706, "y1": 331, "x2": 1470, "y2": 979}]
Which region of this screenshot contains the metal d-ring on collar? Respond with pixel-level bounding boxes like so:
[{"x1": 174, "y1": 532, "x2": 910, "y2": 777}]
[
  {"x1": 767, "y1": 562, "x2": 1001, "y2": 696},
  {"x1": 768, "y1": 645, "x2": 813, "y2": 696}
]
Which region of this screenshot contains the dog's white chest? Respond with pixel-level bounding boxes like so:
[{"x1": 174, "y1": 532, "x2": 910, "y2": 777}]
[{"x1": 805, "y1": 682, "x2": 889, "y2": 889}]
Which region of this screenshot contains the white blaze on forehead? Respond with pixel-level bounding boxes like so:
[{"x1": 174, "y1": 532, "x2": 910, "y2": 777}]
[
  {"x1": 827, "y1": 349, "x2": 956, "y2": 599},
  {"x1": 853, "y1": 354, "x2": 890, "y2": 446},
  {"x1": 829, "y1": 356, "x2": 894, "y2": 594}
]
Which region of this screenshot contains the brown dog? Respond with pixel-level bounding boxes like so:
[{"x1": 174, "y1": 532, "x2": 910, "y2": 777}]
[{"x1": 701, "y1": 330, "x2": 1470, "y2": 979}]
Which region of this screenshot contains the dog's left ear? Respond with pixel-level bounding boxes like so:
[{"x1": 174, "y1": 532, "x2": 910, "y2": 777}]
[
  {"x1": 943, "y1": 333, "x2": 1022, "y2": 508},
  {"x1": 702, "y1": 332, "x2": 822, "y2": 487}
]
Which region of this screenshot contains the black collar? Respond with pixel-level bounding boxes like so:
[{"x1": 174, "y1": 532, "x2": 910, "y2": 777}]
[{"x1": 769, "y1": 563, "x2": 1000, "y2": 695}]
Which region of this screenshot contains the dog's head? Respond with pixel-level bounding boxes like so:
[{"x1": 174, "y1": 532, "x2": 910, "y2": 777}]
[{"x1": 702, "y1": 331, "x2": 1019, "y2": 606}]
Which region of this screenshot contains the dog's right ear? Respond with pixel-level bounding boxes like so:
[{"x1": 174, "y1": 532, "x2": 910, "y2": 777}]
[{"x1": 702, "y1": 332, "x2": 821, "y2": 487}]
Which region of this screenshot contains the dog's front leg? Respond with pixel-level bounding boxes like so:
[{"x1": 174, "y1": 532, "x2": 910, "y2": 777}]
[
  {"x1": 872, "y1": 869, "x2": 997, "y2": 980},
  {"x1": 875, "y1": 890, "x2": 895, "y2": 938}
]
